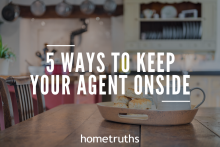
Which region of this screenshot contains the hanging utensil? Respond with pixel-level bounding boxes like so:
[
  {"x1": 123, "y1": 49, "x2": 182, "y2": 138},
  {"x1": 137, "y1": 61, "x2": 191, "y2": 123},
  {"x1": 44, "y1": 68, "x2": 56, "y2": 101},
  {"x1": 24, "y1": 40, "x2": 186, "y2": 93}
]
[
  {"x1": 56, "y1": 0, "x2": 73, "y2": 17},
  {"x1": 80, "y1": 0, "x2": 95, "y2": 15},
  {"x1": 30, "y1": 0, "x2": 46, "y2": 16},
  {"x1": 1, "y1": 1, "x2": 20, "y2": 22},
  {"x1": 51, "y1": 49, "x2": 57, "y2": 54},
  {"x1": 35, "y1": 51, "x2": 44, "y2": 61},
  {"x1": 104, "y1": 0, "x2": 117, "y2": 14}
]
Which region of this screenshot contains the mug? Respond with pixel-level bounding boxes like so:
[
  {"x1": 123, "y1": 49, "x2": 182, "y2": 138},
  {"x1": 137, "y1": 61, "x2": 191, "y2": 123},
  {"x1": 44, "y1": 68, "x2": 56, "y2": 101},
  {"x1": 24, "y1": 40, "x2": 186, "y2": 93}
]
[{"x1": 153, "y1": 87, "x2": 205, "y2": 111}]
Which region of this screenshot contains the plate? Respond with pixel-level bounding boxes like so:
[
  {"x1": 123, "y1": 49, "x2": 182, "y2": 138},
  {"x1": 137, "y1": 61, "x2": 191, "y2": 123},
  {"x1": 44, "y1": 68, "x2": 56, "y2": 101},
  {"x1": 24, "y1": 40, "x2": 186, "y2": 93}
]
[
  {"x1": 183, "y1": 22, "x2": 186, "y2": 39},
  {"x1": 199, "y1": 23, "x2": 202, "y2": 38},
  {"x1": 97, "y1": 102, "x2": 198, "y2": 126},
  {"x1": 161, "y1": 5, "x2": 177, "y2": 18}
]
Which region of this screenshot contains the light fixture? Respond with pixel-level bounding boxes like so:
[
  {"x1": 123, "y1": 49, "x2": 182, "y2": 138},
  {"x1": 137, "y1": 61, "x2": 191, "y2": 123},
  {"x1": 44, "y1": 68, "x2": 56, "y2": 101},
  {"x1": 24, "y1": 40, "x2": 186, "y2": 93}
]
[
  {"x1": 30, "y1": 0, "x2": 46, "y2": 16},
  {"x1": 55, "y1": 0, "x2": 73, "y2": 17},
  {"x1": 104, "y1": 0, "x2": 117, "y2": 14},
  {"x1": 80, "y1": 0, "x2": 95, "y2": 15}
]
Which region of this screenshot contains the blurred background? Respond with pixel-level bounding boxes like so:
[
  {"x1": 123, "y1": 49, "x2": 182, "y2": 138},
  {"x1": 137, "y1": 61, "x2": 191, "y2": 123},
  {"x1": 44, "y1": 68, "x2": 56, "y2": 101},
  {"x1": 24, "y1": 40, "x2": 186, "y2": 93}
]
[{"x1": 0, "y1": 0, "x2": 220, "y2": 112}]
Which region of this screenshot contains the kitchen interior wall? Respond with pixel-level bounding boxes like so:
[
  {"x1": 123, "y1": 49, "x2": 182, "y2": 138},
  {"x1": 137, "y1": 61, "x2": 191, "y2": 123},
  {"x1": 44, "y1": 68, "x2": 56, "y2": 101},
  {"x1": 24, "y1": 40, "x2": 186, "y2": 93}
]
[
  {"x1": 0, "y1": 0, "x2": 20, "y2": 75},
  {"x1": 111, "y1": 16, "x2": 125, "y2": 54},
  {"x1": 0, "y1": 0, "x2": 123, "y2": 75},
  {"x1": 20, "y1": 18, "x2": 112, "y2": 75},
  {"x1": 1, "y1": 0, "x2": 220, "y2": 75},
  {"x1": 215, "y1": 0, "x2": 220, "y2": 60},
  {"x1": 111, "y1": 16, "x2": 124, "y2": 101}
]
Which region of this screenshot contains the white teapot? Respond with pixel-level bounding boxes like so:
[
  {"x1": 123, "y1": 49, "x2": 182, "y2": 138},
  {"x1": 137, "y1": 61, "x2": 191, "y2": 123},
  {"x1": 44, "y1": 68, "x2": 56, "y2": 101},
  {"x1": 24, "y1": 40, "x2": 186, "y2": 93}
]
[{"x1": 152, "y1": 81, "x2": 205, "y2": 111}]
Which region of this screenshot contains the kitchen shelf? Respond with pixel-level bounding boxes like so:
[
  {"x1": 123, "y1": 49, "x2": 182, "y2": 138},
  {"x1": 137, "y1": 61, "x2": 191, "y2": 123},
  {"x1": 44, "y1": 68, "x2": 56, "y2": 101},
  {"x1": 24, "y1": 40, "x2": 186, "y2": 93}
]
[
  {"x1": 126, "y1": 40, "x2": 216, "y2": 51},
  {"x1": 124, "y1": 0, "x2": 217, "y2": 51},
  {"x1": 139, "y1": 18, "x2": 203, "y2": 22}
]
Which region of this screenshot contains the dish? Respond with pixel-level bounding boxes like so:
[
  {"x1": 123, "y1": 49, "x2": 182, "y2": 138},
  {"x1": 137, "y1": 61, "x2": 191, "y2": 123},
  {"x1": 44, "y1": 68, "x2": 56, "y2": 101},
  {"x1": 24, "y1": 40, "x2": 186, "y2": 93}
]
[
  {"x1": 161, "y1": 6, "x2": 177, "y2": 18},
  {"x1": 97, "y1": 102, "x2": 198, "y2": 125},
  {"x1": 28, "y1": 66, "x2": 44, "y2": 75}
]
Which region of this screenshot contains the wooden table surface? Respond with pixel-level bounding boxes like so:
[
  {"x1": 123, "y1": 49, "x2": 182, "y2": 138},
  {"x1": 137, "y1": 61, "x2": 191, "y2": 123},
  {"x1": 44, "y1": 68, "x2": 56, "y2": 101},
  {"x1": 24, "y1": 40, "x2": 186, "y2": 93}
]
[{"x1": 0, "y1": 104, "x2": 220, "y2": 147}]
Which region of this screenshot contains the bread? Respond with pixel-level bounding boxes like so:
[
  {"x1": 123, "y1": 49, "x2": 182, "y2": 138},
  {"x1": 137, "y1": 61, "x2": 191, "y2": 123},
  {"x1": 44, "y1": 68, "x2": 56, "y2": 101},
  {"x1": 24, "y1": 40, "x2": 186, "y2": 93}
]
[
  {"x1": 125, "y1": 88, "x2": 144, "y2": 99},
  {"x1": 128, "y1": 98, "x2": 152, "y2": 110},
  {"x1": 113, "y1": 103, "x2": 128, "y2": 108},
  {"x1": 114, "y1": 96, "x2": 131, "y2": 105}
]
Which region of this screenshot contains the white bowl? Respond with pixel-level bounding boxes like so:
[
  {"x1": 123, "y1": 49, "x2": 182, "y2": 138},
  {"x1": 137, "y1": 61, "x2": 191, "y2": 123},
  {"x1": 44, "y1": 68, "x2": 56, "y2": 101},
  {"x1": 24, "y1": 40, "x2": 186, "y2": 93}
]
[{"x1": 28, "y1": 66, "x2": 45, "y2": 75}]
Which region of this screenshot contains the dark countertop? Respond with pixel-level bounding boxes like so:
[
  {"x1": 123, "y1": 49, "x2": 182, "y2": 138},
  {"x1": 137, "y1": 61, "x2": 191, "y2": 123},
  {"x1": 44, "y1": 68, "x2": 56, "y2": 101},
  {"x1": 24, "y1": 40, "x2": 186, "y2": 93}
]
[{"x1": 116, "y1": 71, "x2": 220, "y2": 76}]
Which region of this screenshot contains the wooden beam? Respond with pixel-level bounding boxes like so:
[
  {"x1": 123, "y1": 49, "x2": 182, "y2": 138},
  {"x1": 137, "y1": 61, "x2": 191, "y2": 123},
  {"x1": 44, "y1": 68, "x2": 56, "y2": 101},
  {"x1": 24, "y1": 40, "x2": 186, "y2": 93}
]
[{"x1": 19, "y1": 5, "x2": 123, "y2": 19}]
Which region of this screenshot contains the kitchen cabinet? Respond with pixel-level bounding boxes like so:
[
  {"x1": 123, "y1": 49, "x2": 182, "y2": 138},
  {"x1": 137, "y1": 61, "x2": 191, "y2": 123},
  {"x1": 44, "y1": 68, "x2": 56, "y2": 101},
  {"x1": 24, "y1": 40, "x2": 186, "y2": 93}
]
[
  {"x1": 73, "y1": 81, "x2": 97, "y2": 104},
  {"x1": 44, "y1": 81, "x2": 101, "y2": 107},
  {"x1": 188, "y1": 76, "x2": 209, "y2": 107},
  {"x1": 116, "y1": 75, "x2": 220, "y2": 107},
  {"x1": 209, "y1": 77, "x2": 220, "y2": 107},
  {"x1": 124, "y1": 0, "x2": 217, "y2": 51}
]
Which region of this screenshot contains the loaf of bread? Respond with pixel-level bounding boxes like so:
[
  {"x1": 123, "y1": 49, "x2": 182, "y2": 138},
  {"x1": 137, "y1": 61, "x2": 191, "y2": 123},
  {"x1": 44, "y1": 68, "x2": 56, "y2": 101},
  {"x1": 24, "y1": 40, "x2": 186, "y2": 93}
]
[
  {"x1": 125, "y1": 88, "x2": 144, "y2": 99},
  {"x1": 113, "y1": 103, "x2": 128, "y2": 108},
  {"x1": 114, "y1": 96, "x2": 131, "y2": 105},
  {"x1": 128, "y1": 98, "x2": 152, "y2": 110}
]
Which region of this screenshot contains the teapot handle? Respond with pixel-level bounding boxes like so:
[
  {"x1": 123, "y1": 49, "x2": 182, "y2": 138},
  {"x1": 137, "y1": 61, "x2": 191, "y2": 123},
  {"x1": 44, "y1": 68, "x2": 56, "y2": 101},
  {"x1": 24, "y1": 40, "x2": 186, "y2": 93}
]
[{"x1": 190, "y1": 87, "x2": 206, "y2": 108}]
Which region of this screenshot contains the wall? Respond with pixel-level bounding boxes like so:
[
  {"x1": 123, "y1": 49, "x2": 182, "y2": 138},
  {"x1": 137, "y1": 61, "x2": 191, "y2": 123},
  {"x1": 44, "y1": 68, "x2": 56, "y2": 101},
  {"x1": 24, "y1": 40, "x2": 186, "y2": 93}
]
[
  {"x1": 20, "y1": 18, "x2": 112, "y2": 75},
  {"x1": 111, "y1": 16, "x2": 125, "y2": 53},
  {"x1": 0, "y1": 0, "x2": 123, "y2": 75},
  {"x1": 215, "y1": 0, "x2": 220, "y2": 60},
  {"x1": 111, "y1": 15, "x2": 125, "y2": 74},
  {"x1": 0, "y1": 0, "x2": 20, "y2": 75},
  {"x1": 111, "y1": 16, "x2": 125, "y2": 101}
]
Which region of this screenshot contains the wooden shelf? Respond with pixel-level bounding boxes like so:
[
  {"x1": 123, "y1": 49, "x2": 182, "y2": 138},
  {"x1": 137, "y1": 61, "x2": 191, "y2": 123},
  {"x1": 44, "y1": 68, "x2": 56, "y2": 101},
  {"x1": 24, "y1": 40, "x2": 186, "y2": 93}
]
[
  {"x1": 139, "y1": 18, "x2": 203, "y2": 22},
  {"x1": 124, "y1": 0, "x2": 217, "y2": 51},
  {"x1": 18, "y1": 5, "x2": 123, "y2": 19}
]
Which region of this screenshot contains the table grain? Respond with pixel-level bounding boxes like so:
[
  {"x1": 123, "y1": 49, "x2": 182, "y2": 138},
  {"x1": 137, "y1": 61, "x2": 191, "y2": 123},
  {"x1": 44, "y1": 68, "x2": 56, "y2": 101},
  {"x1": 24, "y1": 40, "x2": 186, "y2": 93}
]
[{"x1": 0, "y1": 104, "x2": 220, "y2": 147}]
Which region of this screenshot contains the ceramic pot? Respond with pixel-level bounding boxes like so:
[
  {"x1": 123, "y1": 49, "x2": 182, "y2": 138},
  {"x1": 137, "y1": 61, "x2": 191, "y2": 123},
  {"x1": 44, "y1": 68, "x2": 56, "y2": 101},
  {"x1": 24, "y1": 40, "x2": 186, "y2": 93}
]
[{"x1": 0, "y1": 58, "x2": 9, "y2": 75}]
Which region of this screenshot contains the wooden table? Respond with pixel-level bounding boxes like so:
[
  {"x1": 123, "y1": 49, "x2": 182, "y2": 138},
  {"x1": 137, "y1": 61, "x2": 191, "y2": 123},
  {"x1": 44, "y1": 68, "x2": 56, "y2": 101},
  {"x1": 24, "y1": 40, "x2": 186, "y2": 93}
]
[{"x1": 0, "y1": 104, "x2": 220, "y2": 147}]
